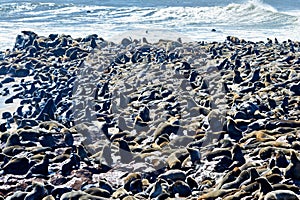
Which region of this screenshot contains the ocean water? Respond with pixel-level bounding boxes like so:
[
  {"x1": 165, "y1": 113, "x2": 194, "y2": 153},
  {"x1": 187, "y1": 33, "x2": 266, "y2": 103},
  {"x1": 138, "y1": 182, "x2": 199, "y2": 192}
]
[{"x1": 0, "y1": 0, "x2": 299, "y2": 50}]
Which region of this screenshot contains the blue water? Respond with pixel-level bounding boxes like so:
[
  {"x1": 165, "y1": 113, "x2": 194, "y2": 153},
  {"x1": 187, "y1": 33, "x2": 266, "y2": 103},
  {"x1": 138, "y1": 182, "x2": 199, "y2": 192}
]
[{"x1": 0, "y1": 0, "x2": 299, "y2": 50}]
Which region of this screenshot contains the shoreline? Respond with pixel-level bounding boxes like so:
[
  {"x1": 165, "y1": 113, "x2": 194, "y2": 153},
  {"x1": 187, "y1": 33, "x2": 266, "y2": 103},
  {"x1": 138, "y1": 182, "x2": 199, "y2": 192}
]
[
  {"x1": 1, "y1": 28, "x2": 300, "y2": 53},
  {"x1": 0, "y1": 31, "x2": 300, "y2": 199}
]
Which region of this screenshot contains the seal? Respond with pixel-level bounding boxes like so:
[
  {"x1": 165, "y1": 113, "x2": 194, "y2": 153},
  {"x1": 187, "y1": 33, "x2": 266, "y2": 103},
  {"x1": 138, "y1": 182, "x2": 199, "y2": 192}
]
[
  {"x1": 1, "y1": 156, "x2": 30, "y2": 175},
  {"x1": 221, "y1": 169, "x2": 249, "y2": 189},
  {"x1": 123, "y1": 172, "x2": 141, "y2": 192},
  {"x1": 226, "y1": 118, "x2": 243, "y2": 141},
  {"x1": 167, "y1": 152, "x2": 182, "y2": 169},
  {"x1": 198, "y1": 188, "x2": 238, "y2": 200},
  {"x1": 76, "y1": 144, "x2": 89, "y2": 161},
  {"x1": 149, "y1": 181, "x2": 163, "y2": 199},
  {"x1": 255, "y1": 177, "x2": 273, "y2": 199},
  {"x1": 275, "y1": 150, "x2": 289, "y2": 168},
  {"x1": 187, "y1": 147, "x2": 201, "y2": 165},
  {"x1": 206, "y1": 148, "x2": 231, "y2": 162},
  {"x1": 61, "y1": 153, "x2": 80, "y2": 176},
  {"x1": 26, "y1": 153, "x2": 50, "y2": 178},
  {"x1": 186, "y1": 176, "x2": 198, "y2": 189},
  {"x1": 84, "y1": 188, "x2": 111, "y2": 198},
  {"x1": 239, "y1": 130, "x2": 276, "y2": 143},
  {"x1": 222, "y1": 190, "x2": 250, "y2": 200},
  {"x1": 233, "y1": 70, "x2": 243, "y2": 84},
  {"x1": 60, "y1": 191, "x2": 105, "y2": 200},
  {"x1": 117, "y1": 139, "x2": 133, "y2": 164},
  {"x1": 239, "y1": 167, "x2": 260, "y2": 186},
  {"x1": 215, "y1": 167, "x2": 241, "y2": 190},
  {"x1": 5, "y1": 191, "x2": 28, "y2": 200},
  {"x1": 24, "y1": 183, "x2": 47, "y2": 200},
  {"x1": 169, "y1": 180, "x2": 192, "y2": 197},
  {"x1": 5, "y1": 133, "x2": 21, "y2": 147},
  {"x1": 285, "y1": 151, "x2": 300, "y2": 180},
  {"x1": 232, "y1": 144, "x2": 245, "y2": 163},
  {"x1": 64, "y1": 131, "x2": 74, "y2": 147},
  {"x1": 158, "y1": 169, "x2": 186, "y2": 182},
  {"x1": 39, "y1": 134, "x2": 57, "y2": 148},
  {"x1": 98, "y1": 180, "x2": 114, "y2": 195},
  {"x1": 256, "y1": 176, "x2": 299, "y2": 200},
  {"x1": 263, "y1": 190, "x2": 299, "y2": 200},
  {"x1": 50, "y1": 148, "x2": 72, "y2": 163},
  {"x1": 42, "y1": 195, "x2": 55, "y2": 200}
]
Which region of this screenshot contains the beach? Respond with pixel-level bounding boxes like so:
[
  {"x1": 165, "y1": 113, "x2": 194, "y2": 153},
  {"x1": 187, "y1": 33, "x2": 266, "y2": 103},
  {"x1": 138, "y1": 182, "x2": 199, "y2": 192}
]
[
  {"x1": 1, "y1": 0, "x2": 300, "y2": 199},
  {"x1": 0, "y1": 31, "x2": 299, "y2": 199}
]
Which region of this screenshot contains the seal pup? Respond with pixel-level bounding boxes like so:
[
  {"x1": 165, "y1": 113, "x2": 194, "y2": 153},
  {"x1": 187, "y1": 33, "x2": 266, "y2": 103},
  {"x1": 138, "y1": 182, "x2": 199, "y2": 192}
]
[
  {"x1": 96, "y1": 180, "x2": 114, "y2": 196},
  {"x1": 76, "y1": 144, "x2": 89, "y2": 161},
  {"x1": 187, "y1": 147, "x2": 201, "y2": 165},
  {"x1": 64, "y1": 131, "x2": 74, "y2": 147}
]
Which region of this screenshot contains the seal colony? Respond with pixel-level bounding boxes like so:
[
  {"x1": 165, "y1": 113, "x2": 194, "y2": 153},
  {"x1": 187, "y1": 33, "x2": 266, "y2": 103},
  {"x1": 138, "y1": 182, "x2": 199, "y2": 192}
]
[{"x1": 0, "y1": 32, "x2": 300, "y2": 199}]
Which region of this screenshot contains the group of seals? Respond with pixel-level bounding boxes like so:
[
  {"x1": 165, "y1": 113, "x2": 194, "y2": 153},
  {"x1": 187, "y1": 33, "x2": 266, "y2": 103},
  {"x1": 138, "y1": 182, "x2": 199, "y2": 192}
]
[{"x1": 0, "y1": 32, "x2": 299, "y2": 199}]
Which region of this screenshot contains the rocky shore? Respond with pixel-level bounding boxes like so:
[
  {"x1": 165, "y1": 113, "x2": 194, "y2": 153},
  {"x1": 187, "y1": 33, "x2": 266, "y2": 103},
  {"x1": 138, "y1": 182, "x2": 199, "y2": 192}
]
[{"x1": 0, "y1": 32, "x2": 300, "y2": 199}]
